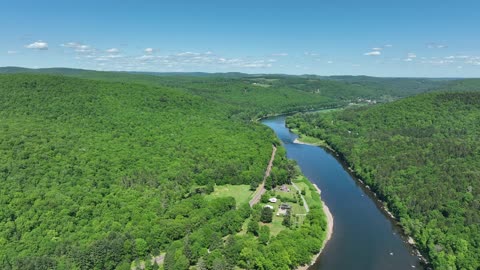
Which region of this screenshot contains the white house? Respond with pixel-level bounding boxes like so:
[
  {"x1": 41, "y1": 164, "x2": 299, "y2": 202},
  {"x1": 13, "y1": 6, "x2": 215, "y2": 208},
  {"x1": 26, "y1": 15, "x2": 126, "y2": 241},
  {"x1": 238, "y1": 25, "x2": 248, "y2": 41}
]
[{"x1": 268, "y1": 197, "x2": 278, "y2": 203}]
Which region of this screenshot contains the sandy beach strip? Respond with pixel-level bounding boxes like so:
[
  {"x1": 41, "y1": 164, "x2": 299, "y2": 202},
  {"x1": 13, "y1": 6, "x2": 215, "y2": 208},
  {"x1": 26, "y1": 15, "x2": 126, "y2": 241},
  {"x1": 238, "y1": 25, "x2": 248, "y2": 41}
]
[{"x1": 296, "y1": 183, "x2": 334, "y2": 270}]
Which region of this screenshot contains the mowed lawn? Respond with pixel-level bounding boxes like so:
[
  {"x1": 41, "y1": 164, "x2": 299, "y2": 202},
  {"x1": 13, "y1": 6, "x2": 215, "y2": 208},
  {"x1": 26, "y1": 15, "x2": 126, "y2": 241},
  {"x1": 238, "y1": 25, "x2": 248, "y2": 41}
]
[
  {"x1": 209, "y1": 183, "x2": 313, "y2": 236},
  {"x1": 205, "y1": 184, "x2": 254, "y2": 206}
]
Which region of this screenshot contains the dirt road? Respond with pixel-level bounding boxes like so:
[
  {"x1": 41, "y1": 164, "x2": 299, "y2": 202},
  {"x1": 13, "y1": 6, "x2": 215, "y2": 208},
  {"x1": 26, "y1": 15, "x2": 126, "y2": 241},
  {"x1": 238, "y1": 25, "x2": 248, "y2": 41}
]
[{"x1": 249, "y1": 145, "x2": 277, "y2": 207}]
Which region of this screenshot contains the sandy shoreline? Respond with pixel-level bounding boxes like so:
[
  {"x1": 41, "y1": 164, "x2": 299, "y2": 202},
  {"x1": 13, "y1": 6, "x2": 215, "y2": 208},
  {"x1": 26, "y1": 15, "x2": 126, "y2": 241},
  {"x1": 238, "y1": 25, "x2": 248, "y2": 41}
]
[
  {"x1": 293, "y1": 138, "x2": 309, "y2": 145},
  {"x1": 293, "y1": 138, "x2": 334, "y2": 270},
  {"x1": 296, "y1": 181, "x2": 334, "y2": 270}
]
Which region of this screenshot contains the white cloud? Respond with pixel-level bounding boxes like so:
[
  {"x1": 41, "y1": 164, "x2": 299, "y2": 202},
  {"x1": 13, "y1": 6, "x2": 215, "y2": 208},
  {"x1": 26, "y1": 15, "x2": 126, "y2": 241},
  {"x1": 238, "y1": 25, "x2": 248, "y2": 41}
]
[
  {"x1": 364, "y1": 51, "x2": 381, "y2": 56},
  {"x1": 94, "y1": 57, "x2": 108, "y2": 61},
  {"x1": 144, "y1": 48, "x2": 154, "y2": 54},
  {"x1": 372, "y1": 47, "x2": 382, "y2": 51},
  {"x1": 327, "y1": 60, "x2": 333, "y2": 64},
  {"x1": 420, "y1": 58, "x2": 453, "y2": 65},
  {"x1": 384, "y1": 44, "x2": 393, "y2": 48},
  {"x1": 400, "y1": 53, "x2": 417, "y2": 62},
  {"x1": 137, "y1": 54, "x2": 156, "y2": 61},
  {"x1": 106, "y1": 54, "x2": 123, "y2": 58},
  {"x1": 240, "y1": 61, "x2": 272, "y2": 68},
  {"x1": 412, "y1": 55, "x2": 480, "y2": 66},
  {"x1": 177, "y1": 51, "x2": 200, "y2": 57},
  {"x1": 7, "y1": 50, "x2": 17, "y2": 54},
  {"x1": 465, "y1": 56, "x2": 480, "y2": 65},
  {"x1": 61, "y1": 42, "x2": 79, "y2": 48},
  {"x1": 76, "y1": 45, "x2": 91, "y2": 52},
  {"x1": 61, "y1": 42, "x2": 94, "y2": 53},
  {"x1": 25, "y1": 41, "x2": 48, "y2": 50},
  {"x1": 427, "y1": 43, "x2": 448, "y2": 49},
  {"x1": 304, "y1": 52, "x2": 319, "y2": 56},
  {"x1": 106, "y1": 48, "x2": 119, "y2": 53},
  {"x1": 272, "y1": 53, "x2": 288, "y2": 56},
  {"x1": 71, "y1": 46, "x2": 276, "y2": 71}
]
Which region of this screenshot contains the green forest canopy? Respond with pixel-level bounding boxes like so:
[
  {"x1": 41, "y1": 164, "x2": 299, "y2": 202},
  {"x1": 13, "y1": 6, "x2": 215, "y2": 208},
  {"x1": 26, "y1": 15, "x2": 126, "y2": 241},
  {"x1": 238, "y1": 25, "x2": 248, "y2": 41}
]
[
  {"x1": 287, "y1": 90, "x2": 480, "y2": 270},
  {"x1": 1, "y1": 68, "x2": 478, "y2": 270},
  {"x1": 0, "y1": 74, "x2": 327, "y2": 270},
  {"x1": 0, "y1": 67, "x2": 455, "y2": 119}
]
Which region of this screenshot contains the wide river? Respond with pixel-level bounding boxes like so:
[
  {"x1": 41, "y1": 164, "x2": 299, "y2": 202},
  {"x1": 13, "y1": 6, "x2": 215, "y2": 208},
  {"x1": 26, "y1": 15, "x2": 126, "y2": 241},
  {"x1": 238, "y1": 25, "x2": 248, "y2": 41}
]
[{"x1": 262, "y1": 116, "x2": 424, "y2": 270}]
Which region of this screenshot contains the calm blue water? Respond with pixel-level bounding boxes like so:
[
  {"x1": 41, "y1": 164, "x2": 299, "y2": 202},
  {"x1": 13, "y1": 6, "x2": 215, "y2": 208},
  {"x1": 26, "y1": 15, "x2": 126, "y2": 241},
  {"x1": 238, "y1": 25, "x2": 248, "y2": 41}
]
[{"x1": 262, "y1": 116, "x2": 424, "y2": 270}]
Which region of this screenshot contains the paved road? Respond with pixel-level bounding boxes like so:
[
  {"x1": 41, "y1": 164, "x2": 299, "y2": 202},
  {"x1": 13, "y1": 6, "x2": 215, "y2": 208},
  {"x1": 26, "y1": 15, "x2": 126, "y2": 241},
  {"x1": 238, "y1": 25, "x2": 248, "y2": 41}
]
[{"x1": 249, "y1": 145, "x2": 277, "y2": 207}]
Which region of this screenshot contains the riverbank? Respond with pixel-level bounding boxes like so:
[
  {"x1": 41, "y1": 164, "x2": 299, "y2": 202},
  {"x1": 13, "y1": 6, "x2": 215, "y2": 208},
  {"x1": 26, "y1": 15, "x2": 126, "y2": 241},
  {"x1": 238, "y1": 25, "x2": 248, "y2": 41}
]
[
  {"x1": 293, "y1": 175, "x2": 334, "y2": 270},
  {"x1": 292, "y1": 129, "x2": 430, "y2": 268},
  {"x1": 297, "y1": 189, "x2": 334, "y2": 270},
  {"x1": 262, "y1": 115, "x2": 426, "y2": 269}
]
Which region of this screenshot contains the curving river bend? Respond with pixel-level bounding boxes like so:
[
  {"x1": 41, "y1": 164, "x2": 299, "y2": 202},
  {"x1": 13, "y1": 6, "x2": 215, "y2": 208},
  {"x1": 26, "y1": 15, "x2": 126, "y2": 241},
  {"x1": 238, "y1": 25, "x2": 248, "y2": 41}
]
[{"x1": 262, "y1": 116, "x2": 424, "y2": 270}]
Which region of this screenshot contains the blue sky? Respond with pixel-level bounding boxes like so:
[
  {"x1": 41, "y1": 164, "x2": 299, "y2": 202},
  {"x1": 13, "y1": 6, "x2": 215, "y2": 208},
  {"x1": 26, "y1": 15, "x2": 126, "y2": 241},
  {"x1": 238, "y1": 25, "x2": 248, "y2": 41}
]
[{"x1": 1, "y1": 0, "x2": 480, "y2": 77}]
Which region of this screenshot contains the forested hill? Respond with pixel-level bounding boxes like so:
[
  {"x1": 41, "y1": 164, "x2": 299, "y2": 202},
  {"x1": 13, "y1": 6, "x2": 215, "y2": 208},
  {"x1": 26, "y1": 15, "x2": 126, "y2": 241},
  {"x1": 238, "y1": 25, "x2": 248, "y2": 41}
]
[
  {"x1": 0, "y1": 67, "x2": 337, "y2": 118},
  {"x1": 0, "y1": 74, "x2": 328, "y2": 270},
  {"x1": 433, "y1": 78, "x2": 480, "y2": 93},
  {"x1": 0, "y1": 67, "x2": 454, "y2": 119},
  {"x1": 286, "y1": 92, "x2": 480, "y2": 269}
]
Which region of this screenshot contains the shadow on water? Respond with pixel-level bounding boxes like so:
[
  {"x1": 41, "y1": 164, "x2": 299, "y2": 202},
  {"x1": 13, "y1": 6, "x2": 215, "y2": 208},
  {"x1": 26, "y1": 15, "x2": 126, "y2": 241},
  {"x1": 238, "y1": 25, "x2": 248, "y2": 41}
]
[{"x1": 261, "y1": 115, "x2": 425, "y2": 270}]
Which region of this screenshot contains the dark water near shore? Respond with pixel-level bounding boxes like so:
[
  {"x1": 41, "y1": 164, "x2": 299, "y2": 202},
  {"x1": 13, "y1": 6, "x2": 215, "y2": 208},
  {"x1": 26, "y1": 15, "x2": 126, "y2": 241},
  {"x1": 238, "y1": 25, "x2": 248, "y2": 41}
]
[{"x1": 262, "y1": 116, "x2": 424, "y2": 270}]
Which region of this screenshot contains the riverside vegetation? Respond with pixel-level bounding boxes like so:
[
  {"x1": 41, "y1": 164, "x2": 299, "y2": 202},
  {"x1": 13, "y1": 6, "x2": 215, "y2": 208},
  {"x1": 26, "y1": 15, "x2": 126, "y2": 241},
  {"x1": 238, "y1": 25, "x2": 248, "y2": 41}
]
[
  {"x1": 0, "y1": 68, "x2": 477, "y2": 270},
  {"x1": 286, "y1": 89, "x2": 480, "y2": 270}
]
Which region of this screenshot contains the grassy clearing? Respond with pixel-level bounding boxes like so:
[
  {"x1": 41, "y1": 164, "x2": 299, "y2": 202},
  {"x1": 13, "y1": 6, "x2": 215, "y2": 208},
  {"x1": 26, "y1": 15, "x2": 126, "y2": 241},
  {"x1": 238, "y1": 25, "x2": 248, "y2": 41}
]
[
  {"x1": 212, "y1": 181, "x2": 316, "y2": 237},
  {"x1": 205, "y1": 184, "x2": 253, "y2": 206},
  {"x1": 257, "y1": 184, "x2": 310, "y2": 236},
  {"x1": 293, "y1": 175, "x2": 323, "y2": 209},
  {"x1": 263, "y1": 216, "x2": 284, "y2": 236},
  {"x1": 296, "y1": 134, "x2": 327, "y2": 146},
  {"x1": 289, "y1": 128, "x2": 327, "y2": 146},
  {"x1": 309, "y1": 108, "x2": 344, "y2": 114},
  {"x1": 252, "y1": 82, "x2": 271, "y2": 88}
]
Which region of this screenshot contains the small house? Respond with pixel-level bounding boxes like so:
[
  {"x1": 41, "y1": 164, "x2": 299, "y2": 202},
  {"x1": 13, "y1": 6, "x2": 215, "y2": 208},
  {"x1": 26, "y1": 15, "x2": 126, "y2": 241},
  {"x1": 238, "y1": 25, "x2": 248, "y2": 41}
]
[
  {"x1": 268, "y1": 197, "x2": 278, "y2": 203},
  {"x1": 280, "y1": 185, "x2": 290, "y2": 192}
]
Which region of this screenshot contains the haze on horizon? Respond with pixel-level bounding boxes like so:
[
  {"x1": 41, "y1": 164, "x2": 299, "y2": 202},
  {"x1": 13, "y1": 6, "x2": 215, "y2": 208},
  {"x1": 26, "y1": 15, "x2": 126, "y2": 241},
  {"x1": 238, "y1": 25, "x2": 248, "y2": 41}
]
[{"x1": 1, "y1": 0, "x2": 480, "y2": 77}]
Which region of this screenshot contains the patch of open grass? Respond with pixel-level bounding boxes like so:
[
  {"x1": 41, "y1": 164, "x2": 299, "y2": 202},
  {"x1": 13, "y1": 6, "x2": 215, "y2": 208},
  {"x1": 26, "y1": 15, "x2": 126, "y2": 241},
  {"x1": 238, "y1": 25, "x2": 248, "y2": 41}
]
[
  {"x1": 297, "y1": 134, "x2": 327, "y2": 146},
  {"x1": 293, "y1": 175, "x2": 322, "y2": 208},
  {"x1": 205, "y1": 184, "x2": 253, "y2": 206},
  {"x1": 263, "y1": 215, "x2": 285, "y2": 236}
]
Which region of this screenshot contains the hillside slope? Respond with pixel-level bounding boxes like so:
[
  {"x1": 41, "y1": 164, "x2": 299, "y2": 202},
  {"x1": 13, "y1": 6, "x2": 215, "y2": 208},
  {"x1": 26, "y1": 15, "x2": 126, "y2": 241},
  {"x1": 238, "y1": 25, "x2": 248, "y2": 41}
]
[
  {"x1": 0, "y1": 74, "x2": 272, "y2": 268},
  {"x1": 287, "y1": 91, "x2": 480, "y2": 269},
  {"x1": 0, "y1": 74, "x2": 328, "y2": 270},
  {"x1": 0, "y1": 67, "x2": 454, "y2": 119}
]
